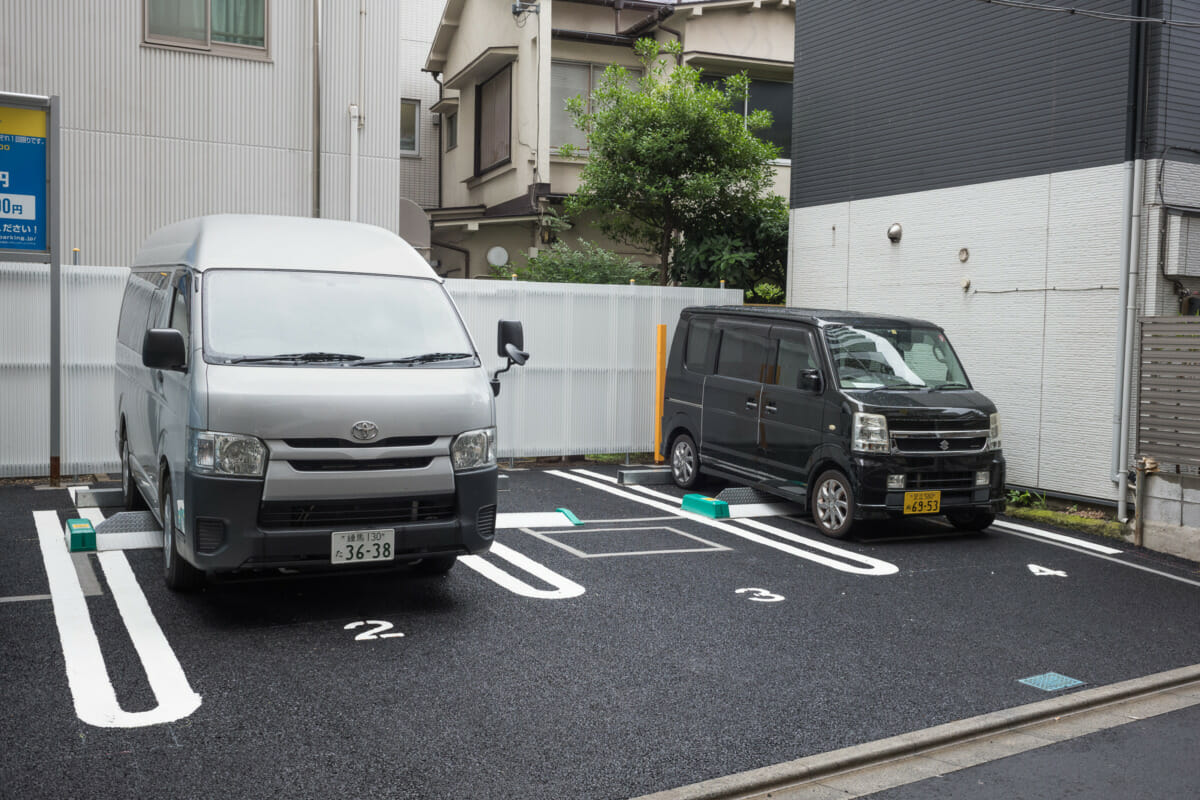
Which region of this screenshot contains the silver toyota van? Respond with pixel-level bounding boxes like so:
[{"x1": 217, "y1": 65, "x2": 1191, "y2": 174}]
[{"x1": 114, "y1": 215, "x2": 526, "y2": 590}]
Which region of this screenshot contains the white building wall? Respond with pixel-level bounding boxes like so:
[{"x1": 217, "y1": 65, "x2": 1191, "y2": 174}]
[
  {"x1": 789, "y1": 163, "x2": 1130, "y2": 501},
  {"x1": 1, "y1": 0, "x2": 442, "y2": 266}
]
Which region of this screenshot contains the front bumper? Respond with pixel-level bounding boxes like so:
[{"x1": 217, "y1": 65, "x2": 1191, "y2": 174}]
[
  {"x1": 851, "y1": 451, "x2": 1006, "y2": 519},
  {"x1": 179, "y1": 466, "x2": 498, "y2": 572}
]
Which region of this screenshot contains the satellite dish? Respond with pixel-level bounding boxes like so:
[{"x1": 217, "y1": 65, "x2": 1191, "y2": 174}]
[{"x1": 486, "y1": 246, "x2": 509, "y2": 267}]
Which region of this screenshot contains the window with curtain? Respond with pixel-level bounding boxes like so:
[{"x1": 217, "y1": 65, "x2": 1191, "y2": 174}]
[
  {"x1": 400, "y1": 100, "x2": 419, "y2": 155},
  {"x1": 700, "y1": 73, "x2": 792, "y2": 159},
  {"x1": 551, "y1": 61, "x2": 640, "y2": 151},
  {"x1": 475, "y1": 66, "x2": 512, "y2": 175},
  {"x1": 145, "y1": 0, "x2": 267, "y2": 56}
]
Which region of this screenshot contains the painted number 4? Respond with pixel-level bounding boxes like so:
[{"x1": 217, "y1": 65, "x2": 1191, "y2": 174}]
[
  {"x1": 344, "y1": 620, "x2": 405, "y2": 641},
  {"x1": 1028, "y1": 564, "x2": 1068, "y2": 577},
  {"x1": 736, "y1": 587, "x2": 785, "y2": 603}
]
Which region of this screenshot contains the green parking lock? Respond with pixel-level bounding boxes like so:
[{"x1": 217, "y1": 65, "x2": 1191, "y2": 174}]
[
  {"x1": 681, "y1": 494, "x2": 730, "y2": 519},
  {"x1": 65, "y1": 518, "x2": 96, "y2": 552}
]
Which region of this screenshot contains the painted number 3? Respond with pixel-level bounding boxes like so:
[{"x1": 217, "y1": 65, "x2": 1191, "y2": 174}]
[
  {"x1": 736, "y1": 587, "x2": 785, "y2": 603},
  {"x1": 344, "y1": 620, "x2": 405, "y2": 641}
]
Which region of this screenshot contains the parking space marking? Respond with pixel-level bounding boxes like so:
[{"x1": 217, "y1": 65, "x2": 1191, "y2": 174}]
[
  {"x1": 552, "y1": 470, "x2": 899, "y2": 576},
  {"x1": 993, "y1": 520, "x2": 1123, "y2": 555},
  {"x1": 460, "y1": 540, "x2": 586, "y2": 599},
  {"x1": 1000, "y1": 526, "x2": 1200, "y2": 589},
  {"x1": 528, "y1": 525, "x2": 731, "y2": 559},
  {"x1": 496, "y1": 511, "x2": 580, "y2": 529},
  {"x1": 33, "y1": 510, "x2": 202, "y2": 728}
]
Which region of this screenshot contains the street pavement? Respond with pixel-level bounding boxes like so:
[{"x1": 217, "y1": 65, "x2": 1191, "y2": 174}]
[{"x1": 1, "y1": 466, "x2": 1198, "y2": 799}]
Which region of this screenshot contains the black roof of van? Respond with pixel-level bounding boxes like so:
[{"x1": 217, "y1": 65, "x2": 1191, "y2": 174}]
[{"x1": 682, "y1": 305, "x2": 943, "y2": 330}]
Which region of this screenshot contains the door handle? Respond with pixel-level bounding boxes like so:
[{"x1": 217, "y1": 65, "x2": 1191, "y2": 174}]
[
  {"x1": 745, "y1": 398, "x2": 758, "y2": 411},
  {"x1": 765, "y1": 402, "x2": 778, "y2": 415}
]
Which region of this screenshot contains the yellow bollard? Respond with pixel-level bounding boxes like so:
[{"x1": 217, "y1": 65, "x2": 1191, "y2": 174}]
[{"x1": 654, "y1": 324, "x2": 667, "y2": 463}]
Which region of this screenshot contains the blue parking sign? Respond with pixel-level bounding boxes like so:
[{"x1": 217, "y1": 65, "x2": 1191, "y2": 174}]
[{"x1": 0, "y1": 105, "x2": 48, "y2": 252}]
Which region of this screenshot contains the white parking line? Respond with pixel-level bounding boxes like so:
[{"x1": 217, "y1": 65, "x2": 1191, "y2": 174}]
[
  {"x1": 554, "y1": 470, "x2": 898, "y2": 576},
  {"x1": 461, "y1": 540, "x2": 586, "y2": 599},
  {"x1": 991, "y1": 520, "x2": 1123, "y2": 555},
  {"x1": 34, "y1": 510, "x2": 202, "y2": 728}
]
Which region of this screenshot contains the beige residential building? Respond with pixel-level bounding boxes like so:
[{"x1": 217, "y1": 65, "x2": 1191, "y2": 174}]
[{"x1": 424, "y1": 0, "x2": 794, "y2": 278}]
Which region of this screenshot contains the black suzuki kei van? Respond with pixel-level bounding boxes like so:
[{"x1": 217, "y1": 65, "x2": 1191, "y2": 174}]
[{"x1": 660, "y1": 306, "x2": 1005, "y2": 538}]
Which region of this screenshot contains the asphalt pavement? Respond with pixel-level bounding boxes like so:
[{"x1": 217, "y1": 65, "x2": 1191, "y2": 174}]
[{"x1": 2, "y1": 466, "x2": 1199, "y2": 799}]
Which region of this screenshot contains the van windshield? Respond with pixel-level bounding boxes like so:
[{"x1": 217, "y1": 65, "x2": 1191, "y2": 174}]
[
  {"x1": 203, "y1": 270, "x2": 476, "y2": 365},
  {"x1": 824, "y1": 324, "x2": 970, "y2": 390}
]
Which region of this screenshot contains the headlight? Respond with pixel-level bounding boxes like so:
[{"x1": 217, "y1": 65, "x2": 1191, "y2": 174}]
[
  {"x1": 190, "y1": 430, "x2": 268, "y2": 477},
  {"x1": 450, "y1": 427, "x2": 496, "y2": 471},
  {"x1": 987, "y1": 412, "x2": 1002, "y2": 451},
  {"x1": 852, "y1": 412, "x2": 889, "y2": 454}
]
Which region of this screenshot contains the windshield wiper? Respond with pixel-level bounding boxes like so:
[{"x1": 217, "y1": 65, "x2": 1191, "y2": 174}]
[
  {"x1": 930, "y1": 382, "x2": 970, "y2": 390},
  {"x1": 355, "y1": 352, "x2": 474, "y2": 366},
  {"x1": 228, "y1": 352, "x2": 364, "y2": 364}
]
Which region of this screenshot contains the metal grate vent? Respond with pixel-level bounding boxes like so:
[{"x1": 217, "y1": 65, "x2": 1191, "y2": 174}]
[
  {"x1": 1018, "y1": 672, "x2": 1085, "y2": 692},
  {"x1": 94, "y1": 511, "x2": 160, "y2": 534}
]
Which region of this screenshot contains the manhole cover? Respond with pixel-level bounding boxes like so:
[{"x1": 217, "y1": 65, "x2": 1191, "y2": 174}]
[{"x1": 1018, "y1": 672, "x2": 1085, "y2": 692}]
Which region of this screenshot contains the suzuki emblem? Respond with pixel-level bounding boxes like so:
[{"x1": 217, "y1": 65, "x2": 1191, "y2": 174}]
[
  {"x1": 351, "y1": 421, "x2": 379, "y2": 441},
  {"x1": 939, "y1": 439, "x2": 950, "y2": 451}
]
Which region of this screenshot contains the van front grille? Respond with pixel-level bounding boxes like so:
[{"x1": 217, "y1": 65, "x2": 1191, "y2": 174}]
[
  {"x1": 887, "y1": 418, "x2": 987, "y2": 432},
  {"x1": 258, "y1": 495, "x2": 457, "y2": 529},
  {"x1": 907, "y1": 471, "x2": 977, "y2": 490},
  {"x1": 287, "y1": 457, "x2": 433, "y2": 472},
  {"x1": 282, "y1": 436, "x2": 438, "y2": 448},
  {"x1": 892, "y1": 436, "x2": 987, "y2": 453}
]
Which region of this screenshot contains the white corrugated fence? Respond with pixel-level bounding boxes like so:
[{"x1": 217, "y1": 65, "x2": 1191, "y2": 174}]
[{"x1": 0, "y1": 263, "x2": 739, "y2": 477}]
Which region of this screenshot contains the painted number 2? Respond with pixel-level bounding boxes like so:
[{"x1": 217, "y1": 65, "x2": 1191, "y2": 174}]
[
  {"x1": 344, "y1": 620, "x2": 405, "y2": 641},
  {"x1": 736, "y1": 587, "x2": 785, "y2": 603}
]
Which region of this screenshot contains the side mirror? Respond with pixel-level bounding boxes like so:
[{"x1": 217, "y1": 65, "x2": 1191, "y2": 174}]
[
  {"x1": 497, "y1": 319, "x2": 524, "y2": 358},
  {"x1": 142, "y1": 329, "x2": 187, "y2": 371},
  {"x1": 491, "y1": 320, "x2": 529, "y2": 396},
  {"x1": 797, "y1": 368, "x2": 823, "y2": 393}
]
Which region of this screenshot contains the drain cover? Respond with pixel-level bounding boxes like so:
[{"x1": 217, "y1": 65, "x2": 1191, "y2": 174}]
[
  {"x1": 714, "y1": 486, "x2": 778, "y2": 504},
  {"x1": 1018, "y1": 672, "x2": 1085, "y2": 692},
  {"x1": 94, "y1": 511, "x2": 160, "y2": 535}
]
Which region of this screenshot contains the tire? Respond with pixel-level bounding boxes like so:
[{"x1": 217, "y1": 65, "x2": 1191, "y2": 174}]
[
  {"x1": 412, "y1": 555, "x2": 457, "y2": 576},
  {"x1": 161, "y1": 475, "x2": 205, "y2": 592},
  {"x1": 120, "y1": 431, "x2": 147, "y2": 511},
  {"x1": 812, "y1": 468, "x2": 856, "y2": 539},
  {"x1": 945, "y1": 509, "x2": 995, "y2": 532},
  {"x1": 670, "y1": 433, "x2": 701, "y2": 490}
]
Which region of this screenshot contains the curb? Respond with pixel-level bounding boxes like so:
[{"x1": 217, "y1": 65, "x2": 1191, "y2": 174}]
[{"x1": 632, "y1": 663, "x2": 1200, "y2": 800}]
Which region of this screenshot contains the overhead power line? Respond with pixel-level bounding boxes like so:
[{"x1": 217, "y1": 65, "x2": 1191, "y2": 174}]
[{"x1": 976, "y1": 0, "x2": 1200, "y2": 28}]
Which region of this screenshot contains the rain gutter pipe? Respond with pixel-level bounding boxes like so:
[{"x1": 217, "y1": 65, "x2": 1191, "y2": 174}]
[
  {"x1": 312, "y1": 0, "x2": 321, "y2": 218},
  {"x1": 349, "y1": 0, "x2": 366, "y2": 222},
  {"x1": 1116, "y1": 2, "x2": 1149, "y2": 522}
]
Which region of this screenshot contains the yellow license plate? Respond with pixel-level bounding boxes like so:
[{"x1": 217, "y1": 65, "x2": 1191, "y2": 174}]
[{"x1": 903, "y1": 491, "x2": 941, "y2": 514}]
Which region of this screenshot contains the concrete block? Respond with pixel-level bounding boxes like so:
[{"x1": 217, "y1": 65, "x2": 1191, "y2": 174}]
[
  {"x1": 1143, "y1": 495, "x2": 1181, "y2": 525},
  {"x1": 1142, "y1": 522, "x2": 1200, "y2": 562},
  {"x1": 1146, "y1": 473, "x2": 1183, "y2": 502}
]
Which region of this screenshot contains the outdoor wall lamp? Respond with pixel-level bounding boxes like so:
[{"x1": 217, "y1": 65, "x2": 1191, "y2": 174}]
[{"x1": 887, "y1": 223, "x2": 902, "y2": 243}]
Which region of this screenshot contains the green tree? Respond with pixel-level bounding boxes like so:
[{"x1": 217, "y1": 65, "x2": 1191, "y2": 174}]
[
  {"x1": 673, "y1": 194, "x2": 788, "y2": 303},
  {"x1": 491, "y1": 239, "x2": 656, "y2": 285},
  {"x1": 561, "y1": 38, "x2": 780, "y2": 286}
]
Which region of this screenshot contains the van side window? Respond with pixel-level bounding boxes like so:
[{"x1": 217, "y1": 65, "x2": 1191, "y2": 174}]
[
  {"x1": 715, "y1": 327, "x2": 772, "y2": 383},
  {"x1": 684, "y1": 320, "x2": 714, "y2": 373},
  {"x1": 776, "y1": 333, "x2": 818, "y2": 389},
  {"x1": 116, "y1": 272, "x2": 159, "y2": 351},
  {"x1": 169, "y1": 273, "x2": 190, "y2": 355}
]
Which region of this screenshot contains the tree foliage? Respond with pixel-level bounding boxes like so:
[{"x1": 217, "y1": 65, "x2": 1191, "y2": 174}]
[
  {"x1": 673, "y1": 194, "x2": 788, "y2": 302},
  {"x1": 561, "y1": 39, "x2": 780, "y2": 286},
  {"x1": 491, "y1": 239, "x2": 657, "y2": 285}
]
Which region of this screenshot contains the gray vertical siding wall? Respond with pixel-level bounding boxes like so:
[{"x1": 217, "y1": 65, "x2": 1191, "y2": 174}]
[
  {"x1": 1, "y1": 0, "x2": 442, "y2": 266},
  {"x1": 791, "y1": 0, "x2": 1133, "y2": 208}
]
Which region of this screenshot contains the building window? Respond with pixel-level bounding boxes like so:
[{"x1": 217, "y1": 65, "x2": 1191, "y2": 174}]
[
  {"x1": 701, "y1": 74, "x2": 792, "y2": 159},
  {"x1": 551, "y1": 60, "x2": 640, "y2": 151},
  {"x1": 145, "y1": 0, "x2": 268, "y2": 57},
  {"x1": 475, "y1": 66, "x2": 512, "y2": 175},
  {"x1": 445, "y1": 112, "x2": 458, "y2": 151},
  {"x1": 400, "y1": 99, "x2": 419, "y2": 155}
]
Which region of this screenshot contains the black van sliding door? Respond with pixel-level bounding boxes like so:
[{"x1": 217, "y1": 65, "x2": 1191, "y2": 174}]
[
  {"x1": 701, "y1": 322, "x2": 773, "y2": 479},
  {"x1": 759, "y1": 326, "x2": 824, "y2": 496}
]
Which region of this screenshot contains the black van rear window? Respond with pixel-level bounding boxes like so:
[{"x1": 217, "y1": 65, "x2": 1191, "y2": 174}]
[{"x1": 684, "y1": 320, "x2": 714, "y2": 372}]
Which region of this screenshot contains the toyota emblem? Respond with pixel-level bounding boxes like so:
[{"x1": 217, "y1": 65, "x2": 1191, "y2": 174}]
[{"x1": 351, "y1": 421, "x2": 379, "y2": 441}]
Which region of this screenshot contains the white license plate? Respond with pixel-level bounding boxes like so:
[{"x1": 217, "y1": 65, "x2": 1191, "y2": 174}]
[{"x1": 331, "y1": 529, "x2": 395, "y2": 564}]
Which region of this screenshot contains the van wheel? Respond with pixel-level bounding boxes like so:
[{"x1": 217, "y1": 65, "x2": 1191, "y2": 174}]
[
  {"x1": 120, "y1": 433, "x2": 147, "y2": 511},
  {"x1": 670, "y1": 433, "x2": 700, "y2": 490},
  {"x1": 946, "y1": 510, "x2": 995, "y2": 532},
  {"x1": 161, "y1": 478, "x2": 204, "y2": 592},
  {"x1": 812, "y1": 469, "x2": 855, "y2": 539},
  {"x1": 412, "y1": 555, "x2": 457, "y2": 575}
]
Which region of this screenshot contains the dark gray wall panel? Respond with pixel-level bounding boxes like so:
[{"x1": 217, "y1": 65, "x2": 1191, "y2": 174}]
[
  {"x1": 1146, "y1": 0, "x2": 1200, "y2": 161},
  {"x1": 792, "y1": 0, "x2": 1133, "y2": 208}
]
